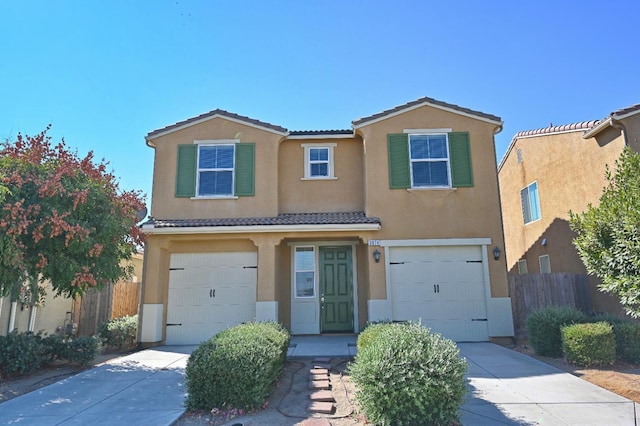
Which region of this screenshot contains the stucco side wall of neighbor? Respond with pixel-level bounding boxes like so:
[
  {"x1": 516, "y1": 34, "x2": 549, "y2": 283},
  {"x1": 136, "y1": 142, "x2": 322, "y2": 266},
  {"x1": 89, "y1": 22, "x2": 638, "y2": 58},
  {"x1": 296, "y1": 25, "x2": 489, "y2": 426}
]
[
  {"x1": 499, "y1": 128, "x2": 627, "y2": 314},
  {"x1": 356, "y1": 104, "x2": 509, "y2": 298},
  {"x1": 148, "y1": 117, "x2": 282, "y2": 220},
  {"x1": 278, "y1": 136, "x2": 365, "y2": 213}
]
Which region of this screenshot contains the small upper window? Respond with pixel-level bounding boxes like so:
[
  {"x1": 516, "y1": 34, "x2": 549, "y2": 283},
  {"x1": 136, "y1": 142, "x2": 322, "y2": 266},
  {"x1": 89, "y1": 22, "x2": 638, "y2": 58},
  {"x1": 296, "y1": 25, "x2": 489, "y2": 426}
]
[
  {"x1": 302, "y1": 143, "x2": 336, "y2": 179},
  {"x1": 517, "y1": 259, "x2": 528, "y2": 274},
  {"x1": 539, "y1": 255, "x2": 551, "y2": 273},
  {"x1": 197, "y1": 144, "x2": 235, "y2": 196},
  {"x1": 521, "y1": 181, "x2": 541, "y2": 224},
  {"x1": 409, "y1": 134, "x2": 450, "y2": 187}
]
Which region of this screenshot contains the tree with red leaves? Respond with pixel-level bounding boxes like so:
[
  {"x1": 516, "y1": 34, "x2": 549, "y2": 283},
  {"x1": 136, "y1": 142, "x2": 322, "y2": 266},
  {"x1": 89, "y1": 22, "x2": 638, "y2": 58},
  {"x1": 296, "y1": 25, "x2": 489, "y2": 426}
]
[{"x1": 0, "y1": 127, "x2": 146, "y2": 303}]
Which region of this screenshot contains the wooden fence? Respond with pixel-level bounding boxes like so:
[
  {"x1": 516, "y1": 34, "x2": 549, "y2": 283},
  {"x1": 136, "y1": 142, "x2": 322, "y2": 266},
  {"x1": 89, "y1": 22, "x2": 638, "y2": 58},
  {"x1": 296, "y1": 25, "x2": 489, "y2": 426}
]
[
  {"x1": 75, "y1": 281, "x2": 141, "y2": 337},
  {"x1": 509, "y1": 273, "x2": 592, "y2": 340}
]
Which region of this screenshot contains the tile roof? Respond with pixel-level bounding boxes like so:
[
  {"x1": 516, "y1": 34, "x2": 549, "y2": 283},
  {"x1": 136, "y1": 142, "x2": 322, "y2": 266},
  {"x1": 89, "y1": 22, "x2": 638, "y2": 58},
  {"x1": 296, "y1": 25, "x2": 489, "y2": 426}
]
[
  {"x1": 611, "y1": 103, "x2": 640, "y2": 118},
  {"x1": 513, "y1": 120, "x2": 600, "y2": 138},
  {"x1": 146, "y1": 109, "x2": 288, "y2": 139},
  {"x1": 288, "y1": 130, "x2": 353, "y2": 136},
  {"x1": 351, "y1": 96, "x2": 502, "y2": 127},
  {"x1": 144, "y1": 211, "x2": 381, "y2": 228}
]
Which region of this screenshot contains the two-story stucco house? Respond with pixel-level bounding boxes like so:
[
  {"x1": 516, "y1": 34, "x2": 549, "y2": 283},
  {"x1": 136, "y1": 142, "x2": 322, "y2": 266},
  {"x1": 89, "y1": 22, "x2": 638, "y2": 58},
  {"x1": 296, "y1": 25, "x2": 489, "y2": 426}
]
[
  {"x1": 138, "y1": 97, "x2": 514, "y2": 345},
  {"x1": 498, "y1": 103, "x2": 640, "y2": 315}
]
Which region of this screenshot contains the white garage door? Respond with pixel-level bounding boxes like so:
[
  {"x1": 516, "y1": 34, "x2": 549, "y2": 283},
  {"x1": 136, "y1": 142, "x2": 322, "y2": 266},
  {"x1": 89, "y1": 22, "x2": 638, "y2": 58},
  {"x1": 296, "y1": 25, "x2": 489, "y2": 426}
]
[
  {"x1": 166, "y1": 252, "x2": 257, "y2": 345},
  {"x1": 389, "y1": 245, "x2": 489, "y2": 342}
]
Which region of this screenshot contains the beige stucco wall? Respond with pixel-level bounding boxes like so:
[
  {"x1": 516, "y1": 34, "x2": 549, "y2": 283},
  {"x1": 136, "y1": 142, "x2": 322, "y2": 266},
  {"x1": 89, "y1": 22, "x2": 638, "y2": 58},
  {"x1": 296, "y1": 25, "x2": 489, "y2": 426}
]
[
  {"x1": 356, "y1": 104, "x2": 509, "y2": 298},
  {"x1": 278, "y1": 137, "x2": 365, "y2": 213},
  {"x1": 148, "y1": 118, "x2": 282, "y2": 219}
]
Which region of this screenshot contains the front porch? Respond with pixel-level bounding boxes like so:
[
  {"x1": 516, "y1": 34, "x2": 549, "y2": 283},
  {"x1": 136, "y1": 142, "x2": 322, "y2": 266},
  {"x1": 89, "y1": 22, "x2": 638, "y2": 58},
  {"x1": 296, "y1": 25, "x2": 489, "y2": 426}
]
[{"x1": 287, "y1": 334, "x2": 358, "y2": 358}]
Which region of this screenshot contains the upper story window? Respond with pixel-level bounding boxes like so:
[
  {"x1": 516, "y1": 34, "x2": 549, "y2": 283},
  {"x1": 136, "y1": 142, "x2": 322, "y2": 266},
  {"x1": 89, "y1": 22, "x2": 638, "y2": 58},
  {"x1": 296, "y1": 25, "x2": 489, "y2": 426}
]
[
  {"x1": 175, "y1": 141, "x2": 255, "y2": 198},
  {"x1": 302, "y1": 143, "x2": 336, "y2": 179},
  {"x1": 521, "y1": 181, "x2": 541, "y2": 224},
  {"x1": 539, "y1": 255, "x2": 551, "y2": 273},
  {"x1": 409, "y1": 134, "x2": 450, "y2": 187},
  {"x1": 387, "y1": 131, "x2": 473, "y2": 189},
  {"x1": 197, "y1": 144, "x2": 235, "y2": 196}
]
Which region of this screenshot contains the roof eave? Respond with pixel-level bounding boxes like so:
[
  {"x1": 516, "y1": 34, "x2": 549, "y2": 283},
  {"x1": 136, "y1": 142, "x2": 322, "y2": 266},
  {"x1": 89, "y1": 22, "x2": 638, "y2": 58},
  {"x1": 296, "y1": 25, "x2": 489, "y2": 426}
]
[
  {"x1": 583, "y1": 117, "x2": 613, "y2": 139},
  {"x1": 352, "y1": 99, "x2": 502, "y2": 130},
  {"x1": 141, "y1": 223, "x2": 381, "y2": 235}
]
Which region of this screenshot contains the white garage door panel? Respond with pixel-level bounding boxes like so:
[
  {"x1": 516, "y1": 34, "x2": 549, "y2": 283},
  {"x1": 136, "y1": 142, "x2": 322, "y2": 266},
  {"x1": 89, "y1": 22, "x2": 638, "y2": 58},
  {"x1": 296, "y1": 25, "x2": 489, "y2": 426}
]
[
  {"x1": 166, "y1": 252, "x2": 257, "y2": 345},
  {"x1": 390, "y1": 245, "x2": 489, "y2": 342}
]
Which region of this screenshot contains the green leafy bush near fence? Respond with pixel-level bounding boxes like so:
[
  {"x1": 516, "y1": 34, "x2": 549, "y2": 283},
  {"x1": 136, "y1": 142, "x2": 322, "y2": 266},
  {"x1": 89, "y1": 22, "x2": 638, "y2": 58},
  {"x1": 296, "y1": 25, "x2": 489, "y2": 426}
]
[
  {"x1": 526, "y1": 306, "x2": 586, "y2": 357},
  {"x1": 185, "y1": 322, "x2": 290, "y2": 411},
  {"x1": 99, "y1": 315, "x2": 138, "y2": 349},
  {"x1": 0, "y1": 331, "x2": 102, "y2": 378},
  {"x1": 561, "y1": 322, "x2": 616, "y2": 367},
  {"x1": 349, "y1": 322, "x2": 467, "y2": 426},
  {"x1": 612, "y1": 322, "x2": 640, "y2": 363}
]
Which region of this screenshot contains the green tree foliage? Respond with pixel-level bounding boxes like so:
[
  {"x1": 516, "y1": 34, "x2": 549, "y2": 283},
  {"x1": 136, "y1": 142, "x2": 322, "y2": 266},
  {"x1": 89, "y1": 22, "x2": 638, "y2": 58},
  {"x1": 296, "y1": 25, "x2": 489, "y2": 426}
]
[
  {"x1": 570, "y1": 147, "x2": 640, "y2": 318},
  {"x1": 0, "y1": 127, "x2": 146, "y2": 302}
]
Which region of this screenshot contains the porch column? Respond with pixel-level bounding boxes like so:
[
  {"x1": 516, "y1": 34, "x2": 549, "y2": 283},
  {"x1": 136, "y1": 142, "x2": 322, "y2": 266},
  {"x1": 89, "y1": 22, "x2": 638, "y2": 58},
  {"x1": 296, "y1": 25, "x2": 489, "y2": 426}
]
[{"x1": 251, "y1": 235, "x2": 282, "y2": 322}]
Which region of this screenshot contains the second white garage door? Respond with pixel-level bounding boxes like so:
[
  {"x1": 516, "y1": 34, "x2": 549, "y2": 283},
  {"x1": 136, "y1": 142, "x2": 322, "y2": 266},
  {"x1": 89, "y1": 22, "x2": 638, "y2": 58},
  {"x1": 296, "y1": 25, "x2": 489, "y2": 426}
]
[
  {"x1": 389, "y1": 245, "x2": 489, "y2": 342},
  {"x1": 166, "y1": 252, "x2": 257, "y2": 345}
]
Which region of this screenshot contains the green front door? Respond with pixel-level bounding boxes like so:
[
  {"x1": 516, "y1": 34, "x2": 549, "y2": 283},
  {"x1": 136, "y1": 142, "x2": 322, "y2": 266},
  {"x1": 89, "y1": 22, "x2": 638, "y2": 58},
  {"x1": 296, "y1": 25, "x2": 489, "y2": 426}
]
[{"x1": 320, "y1": 246, "x2": 354, "y2": 333}]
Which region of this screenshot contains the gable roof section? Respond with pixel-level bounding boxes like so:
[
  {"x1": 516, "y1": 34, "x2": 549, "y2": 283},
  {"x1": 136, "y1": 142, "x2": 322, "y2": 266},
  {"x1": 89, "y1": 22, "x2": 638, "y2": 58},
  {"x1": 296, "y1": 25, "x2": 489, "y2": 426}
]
[
  {"x1": 583, "y1": 102, "x2": 640, "y2": 139},
  {"x1": 146, "y1": 109, "x2": 288, "y2": 142},
  {"x1": 498, "y1": 120, "x2": 598, "y2": 172},
  {"x1": 351, "y1": 96, "x2": 502, "y2": 128},
  {"x1": 141, "y1": 211, "x2": 381, "y2": 234}
]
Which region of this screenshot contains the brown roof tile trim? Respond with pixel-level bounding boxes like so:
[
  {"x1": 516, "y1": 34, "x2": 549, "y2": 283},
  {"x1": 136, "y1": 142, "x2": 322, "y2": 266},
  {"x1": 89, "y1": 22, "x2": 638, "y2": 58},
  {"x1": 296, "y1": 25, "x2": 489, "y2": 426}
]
[
  {"x1": 514, "y1": 120, "x2": 600, "y2": 138},
  {"x1": 611, "y1": 103, "x2": 640, "y2": 118},
  {"x1": 144, "y1": 211, "x2": 381, "y2": 228},
  {"x1": 146, "y1": 109, "x2": 288, "y2": 139},
  {"x1": 289, "y1": 130, "x2": 353, "y2": 136},
  {"x1": 351, "y1": 96, "x2": 501, "y2": 126}
]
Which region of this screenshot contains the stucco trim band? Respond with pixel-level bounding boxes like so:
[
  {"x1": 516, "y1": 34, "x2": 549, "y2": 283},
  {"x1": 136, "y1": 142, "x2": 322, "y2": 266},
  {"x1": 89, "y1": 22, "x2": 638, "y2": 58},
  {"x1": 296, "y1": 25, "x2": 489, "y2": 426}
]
[{"x1": 141, "y1": 223, "x2": 381, "y2": 235}]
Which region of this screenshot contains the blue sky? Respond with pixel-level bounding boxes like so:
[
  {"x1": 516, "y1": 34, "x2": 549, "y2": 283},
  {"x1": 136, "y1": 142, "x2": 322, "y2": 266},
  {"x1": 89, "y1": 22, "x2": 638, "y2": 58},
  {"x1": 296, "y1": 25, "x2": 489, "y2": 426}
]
[{"x1": 2, "y1": 1, "x2": 639, "y2": 212}]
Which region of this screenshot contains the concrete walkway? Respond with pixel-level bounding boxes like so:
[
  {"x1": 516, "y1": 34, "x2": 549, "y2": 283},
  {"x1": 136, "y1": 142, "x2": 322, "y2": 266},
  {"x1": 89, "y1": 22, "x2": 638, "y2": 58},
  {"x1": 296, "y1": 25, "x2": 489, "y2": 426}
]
[
  {"x1": 459, "y1": 343, "x2": 639, "y2": 425},
  {"x1": 0, "y1": 340, "x2": 637, "y2": 425}
]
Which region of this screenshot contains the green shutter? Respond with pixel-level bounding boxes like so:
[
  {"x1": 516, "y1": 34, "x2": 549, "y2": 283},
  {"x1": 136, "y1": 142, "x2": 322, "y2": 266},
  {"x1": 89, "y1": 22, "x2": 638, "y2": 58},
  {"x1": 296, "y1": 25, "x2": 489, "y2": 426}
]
[
  {"x1": 234, "y1": 143, "x2": 255, "y2": 196},
  {"x1": 387, "y1": 133, "x2": 410, "y2": 189},
  {"x1": 448, "y1": 132, "x2": 473, "y2": 187},
  {"x1": 175, "y1": 144, "x2": 197, "y2": 197}
]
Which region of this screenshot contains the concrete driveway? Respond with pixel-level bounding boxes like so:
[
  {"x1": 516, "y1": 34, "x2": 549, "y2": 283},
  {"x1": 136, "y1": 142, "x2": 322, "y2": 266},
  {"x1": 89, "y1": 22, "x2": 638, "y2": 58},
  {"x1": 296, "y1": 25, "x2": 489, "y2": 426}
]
[{"x1": 0, "y1": 341, "x2": 637, "y2": 425}]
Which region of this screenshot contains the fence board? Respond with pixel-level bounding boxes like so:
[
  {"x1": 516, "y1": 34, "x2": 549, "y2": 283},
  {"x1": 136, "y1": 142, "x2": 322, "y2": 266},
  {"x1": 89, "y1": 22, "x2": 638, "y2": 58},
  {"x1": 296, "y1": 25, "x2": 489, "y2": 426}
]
[
  {"x1": 509, "y1": 273, "x2": 592, "y2": 340},
  {"x1": 76, "y1": 282, "x2": 140, "y2": 336}
]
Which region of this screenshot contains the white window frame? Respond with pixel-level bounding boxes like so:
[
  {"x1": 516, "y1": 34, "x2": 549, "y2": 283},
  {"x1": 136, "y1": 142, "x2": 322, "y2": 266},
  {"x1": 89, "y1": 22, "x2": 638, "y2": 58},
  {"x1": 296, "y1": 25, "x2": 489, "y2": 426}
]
[
  {"x1": 521, "y1": 181, "x2": 541, "y2": 224},
  {"x1": 294, "y1": 246, "x2": 316, "y2": 298},
  {"x1": 517, "y1": 259, "x2": 528, "y2": 274},
  {"x1": 301, "y1": 143, "x2": 337, "y2": 180},
  {"x1": 539, "y1": 255, "x2": 551, "y2": 273},
  {"x1": 408, "y1": 133, "x2": 451, "y2": 188},
  {"x1": 195, "y1": 141, "x2": 236, "y2": 198}
]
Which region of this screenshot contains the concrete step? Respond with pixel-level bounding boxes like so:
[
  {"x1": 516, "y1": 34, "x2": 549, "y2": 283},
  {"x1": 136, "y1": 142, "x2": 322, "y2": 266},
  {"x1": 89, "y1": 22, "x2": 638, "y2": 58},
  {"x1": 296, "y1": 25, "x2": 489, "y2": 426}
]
[
  {"x1": 310, "y1": 390, "x2": 335, "y2": 402},
  {"x1": 308, "y1": 401, "x2": 334, "y2": 414},
  {"x1": 309, "y1": 368, "x2": 329, "y2": 376},
  {"x1": 308, "y1": 379, "x2": 331, "y2": 390},
  {"x1": 312, "y1": 362, "x2": 332, "y2": 370}
]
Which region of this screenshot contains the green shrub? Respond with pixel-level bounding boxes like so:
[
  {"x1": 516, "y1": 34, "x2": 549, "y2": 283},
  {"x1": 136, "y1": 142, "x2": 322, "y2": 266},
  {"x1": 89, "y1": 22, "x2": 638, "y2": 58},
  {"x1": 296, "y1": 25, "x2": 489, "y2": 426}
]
[
  {"x1": 66, "y1": 336, "x2": 102, "y2": 365},
  {"x1": 0, "y1": 331, "x2": 48, "y2": 377},
  {"x1": 526, "y1": 305, "x2": 586, "y2": 357},
  {"x1": 561, "y1": 322, "x2": 615, "y2": 367},
  {"x1": 357, "y1": 321, "x2": 392, "y2": 352},
  {"x1": 349, "y1": 322, "x2": 467, "y2": 426},
  {"x1": 612, "y1": 322, "x2": 640, "y2": 363},
  {"x1": 99, "y1": 315, "x2": 138, "y2": 349},
  {"x1": 185, "y1": 321, "x2": 290, "y2": 411}
]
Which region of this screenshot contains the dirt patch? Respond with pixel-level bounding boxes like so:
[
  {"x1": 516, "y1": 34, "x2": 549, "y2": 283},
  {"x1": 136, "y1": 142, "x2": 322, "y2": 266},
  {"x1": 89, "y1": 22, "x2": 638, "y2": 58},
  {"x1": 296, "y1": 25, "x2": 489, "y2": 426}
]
[{"x1": 513, "y1": 345, "x2": 640, "y2": 403}]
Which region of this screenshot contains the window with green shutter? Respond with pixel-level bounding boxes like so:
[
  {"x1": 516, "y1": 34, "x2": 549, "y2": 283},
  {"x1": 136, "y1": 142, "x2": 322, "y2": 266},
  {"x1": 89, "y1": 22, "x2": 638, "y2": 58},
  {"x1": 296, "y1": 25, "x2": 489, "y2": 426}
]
[
  {"x1": 175, "y1": 142, "x2": 255, "y2": 198},
  {"x1": 387, "y1": 131, "x2": 473, "y2": 189}
]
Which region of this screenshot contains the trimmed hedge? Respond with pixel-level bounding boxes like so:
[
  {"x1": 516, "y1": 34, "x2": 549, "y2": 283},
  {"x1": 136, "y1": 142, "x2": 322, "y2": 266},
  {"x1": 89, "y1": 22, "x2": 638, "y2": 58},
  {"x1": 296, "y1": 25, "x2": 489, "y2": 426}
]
[
  {"x1": 185, "y1": 321, "x2": 290, "y2": 411},
  {"x1": 356, "y1": 321, "x2": 392, "y2": 352},
  {"x1": 99, "y1": 315, "x2": 138, "y2": 349},
  {"x1": 526, "y1": 306, "x2": 586, "y2": 357},
  {"x1": 349, "y1": 322, "x2": 467, "y2": 426},
  {"x1": 561, "y1": 322, "x2": 615, "y2": 367},
  {"x1": 612, "y1": 322, "x2": 640, "y2": 363},
  {"x1": 0, "y1": 331, "x2": 101, "y2": 378}
]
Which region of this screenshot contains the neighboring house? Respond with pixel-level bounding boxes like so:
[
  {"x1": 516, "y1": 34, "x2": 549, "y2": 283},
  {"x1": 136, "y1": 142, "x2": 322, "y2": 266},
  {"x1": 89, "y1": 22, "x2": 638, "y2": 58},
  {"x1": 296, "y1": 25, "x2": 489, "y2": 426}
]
[
  {"x1": 0, "y1": 253, "x2": 144, "y2": 336},
  {"x1": 498, "y1": 103, "x2": 640, "y2": 314},
  {"x1": 139, "y1": 97, "x2": 514, "y2": 346}
]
